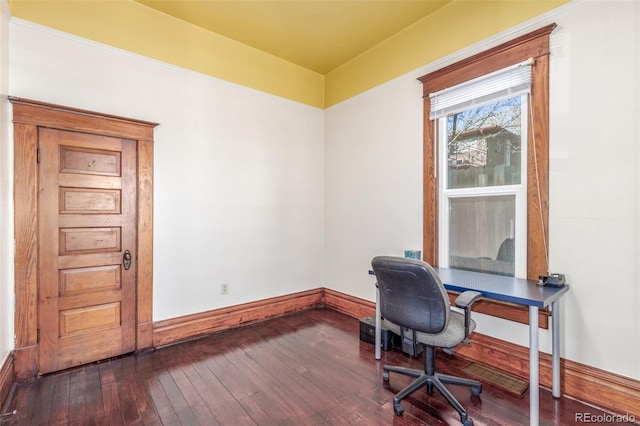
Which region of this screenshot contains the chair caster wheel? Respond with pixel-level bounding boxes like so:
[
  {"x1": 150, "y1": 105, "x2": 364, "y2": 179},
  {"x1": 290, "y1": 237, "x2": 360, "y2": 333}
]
[
  {"x1": 382, "y1": 371, "x2": 389, "y2": 381},
  {"x1": 471, "y1": 385, "x2": 482, "y2": 396},
  {"x1": 393, "y1": 403, "x2": 404, "y2": 416}
]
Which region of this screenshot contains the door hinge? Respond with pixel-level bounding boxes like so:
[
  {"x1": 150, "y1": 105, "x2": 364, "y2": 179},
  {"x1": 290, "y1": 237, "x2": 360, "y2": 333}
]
[{"x1": 37, "y1": 148, "x2": 40, "y2": 163}]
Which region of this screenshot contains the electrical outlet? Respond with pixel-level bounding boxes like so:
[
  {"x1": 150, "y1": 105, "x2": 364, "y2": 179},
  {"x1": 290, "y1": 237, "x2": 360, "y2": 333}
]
[{"x1": 221, "y1": 283, "x2": 229, "y2": 295}]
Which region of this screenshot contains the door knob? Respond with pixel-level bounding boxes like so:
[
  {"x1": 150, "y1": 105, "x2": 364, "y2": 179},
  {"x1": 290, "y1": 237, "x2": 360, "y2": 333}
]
[{"x1": 123, "y1": 250, "x2": 132, "y2": 270}]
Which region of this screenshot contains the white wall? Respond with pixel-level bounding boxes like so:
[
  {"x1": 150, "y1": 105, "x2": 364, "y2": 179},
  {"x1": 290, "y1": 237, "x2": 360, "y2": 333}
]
[
  {"x1": 324, "y1": 0, "x2": 640, "y2": 380},
  {"x1": 324, "y1": 72, "x2": 424, "y2": 302},
  {"x1": 8, "y1": 20, "x2": 325, "y2": 321},
  {"x1": 0, "y1": 0, "x2": 13, "y2": 365},
  {"x1": 547, "y1": 0, "x2": 639, "y2": 379}
]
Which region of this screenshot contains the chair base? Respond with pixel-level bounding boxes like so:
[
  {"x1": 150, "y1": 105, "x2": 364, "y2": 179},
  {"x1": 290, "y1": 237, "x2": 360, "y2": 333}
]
[{"x1": 383, "y1": 350, "x2": 481, "y2": 426}]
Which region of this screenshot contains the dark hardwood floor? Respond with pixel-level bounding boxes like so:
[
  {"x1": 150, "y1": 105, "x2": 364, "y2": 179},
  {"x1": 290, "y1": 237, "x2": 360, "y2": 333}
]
[{"x1": 0, "y1": 308, "x2": 615, "y2": 425}]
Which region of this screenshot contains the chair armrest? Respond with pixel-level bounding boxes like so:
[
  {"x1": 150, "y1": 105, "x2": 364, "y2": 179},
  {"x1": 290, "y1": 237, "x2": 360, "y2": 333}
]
[
  {"x1": 455, "y1": 290, "x2": 482, "y2": 309},
  {"x1": 454, "y1": 291, "x2": 482, "y2": 339}
]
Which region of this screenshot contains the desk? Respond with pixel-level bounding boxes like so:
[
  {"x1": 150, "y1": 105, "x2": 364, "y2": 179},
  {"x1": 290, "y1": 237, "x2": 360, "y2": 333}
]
[{"x1": 372, "y1": 267, "x2": 570, "y2": 426}]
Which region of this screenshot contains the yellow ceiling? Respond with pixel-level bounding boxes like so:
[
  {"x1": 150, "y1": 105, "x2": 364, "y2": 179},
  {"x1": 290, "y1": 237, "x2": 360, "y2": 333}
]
[
  {"x1": 7, "y1": 0, "x2": 570, "y2": 108},
  {"x1": 134, "y1": 0, "x2": 452, "y2": 74}
]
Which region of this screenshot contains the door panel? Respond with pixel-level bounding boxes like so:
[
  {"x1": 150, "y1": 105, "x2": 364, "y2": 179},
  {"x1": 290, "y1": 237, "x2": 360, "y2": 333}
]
[
  {"x1": 38, "y1": 128, "x2": 137, "y2": 374},
  {"x1": 60, "y1": 187, "x2": 121, "y2": 214},
  {"x1": 59, "y1": 227, "x2": 122, "y2": 255},
  {"x1": 60, "y1": 265, "x2": 121, "y2": 295},
  {"x1": 59, "y1": 146, "x2": 121, "y2": 176}
]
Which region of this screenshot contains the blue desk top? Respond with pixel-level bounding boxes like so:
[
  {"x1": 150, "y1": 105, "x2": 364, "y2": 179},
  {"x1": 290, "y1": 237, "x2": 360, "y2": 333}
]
[{"x1": 433, "y1": 267, "x2": 569, "y2": 308}]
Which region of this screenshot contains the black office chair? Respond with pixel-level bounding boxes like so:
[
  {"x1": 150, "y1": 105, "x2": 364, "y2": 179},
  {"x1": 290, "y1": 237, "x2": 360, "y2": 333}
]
[{"x1": 371, "y1": 256, "x2": 483, "y2": 426}]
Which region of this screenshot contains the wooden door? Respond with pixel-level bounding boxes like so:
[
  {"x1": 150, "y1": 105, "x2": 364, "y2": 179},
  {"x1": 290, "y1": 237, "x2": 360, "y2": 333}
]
[{"x1": 38, "y1": 128, "x2": 137, "y2": 374}]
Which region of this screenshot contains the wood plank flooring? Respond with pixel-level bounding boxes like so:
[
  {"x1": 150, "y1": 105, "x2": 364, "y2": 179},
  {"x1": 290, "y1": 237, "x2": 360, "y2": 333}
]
[{"x1": 0, "y1": 308, "x2": 617, "y2": 425}]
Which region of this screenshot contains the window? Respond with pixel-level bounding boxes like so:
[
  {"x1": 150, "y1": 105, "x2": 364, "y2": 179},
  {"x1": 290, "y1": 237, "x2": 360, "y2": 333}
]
[
  {"x1": 434, "y1": 64, "x2": 530, "y2": 277},
  {"x1": 418, "y1": 24, "x2": 556, "y2": 324}
]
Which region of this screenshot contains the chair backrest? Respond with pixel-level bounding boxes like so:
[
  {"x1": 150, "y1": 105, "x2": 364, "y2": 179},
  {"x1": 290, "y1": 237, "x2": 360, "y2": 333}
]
[
  {"x1": 496, "y1": 237, "x2": 515, "y2": 262},
  {"x1": 371, "y1": 256, "x2": 450, "y2": 334}
]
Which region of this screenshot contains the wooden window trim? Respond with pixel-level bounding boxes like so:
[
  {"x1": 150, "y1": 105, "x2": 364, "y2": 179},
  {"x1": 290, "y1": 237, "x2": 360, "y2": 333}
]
[{"x1": 418, "y1": 24, "x2": 556, "y2": 327}]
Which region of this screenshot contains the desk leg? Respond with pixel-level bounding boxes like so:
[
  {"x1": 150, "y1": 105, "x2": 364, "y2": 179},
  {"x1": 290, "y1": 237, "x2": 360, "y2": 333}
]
[
  {"x1": 375, "y1": 286, "x2": 381, "y2": 360},
  {"x1": 552, "y1": 299, "x2": 561, "y2": 398},
  {"x1": 529, "y1": 306, "x2": 539, "y2": 426}
]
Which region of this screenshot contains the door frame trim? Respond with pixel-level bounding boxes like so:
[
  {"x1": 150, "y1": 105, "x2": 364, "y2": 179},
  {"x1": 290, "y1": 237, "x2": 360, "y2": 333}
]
[{"x1": 10, "y1": 97, "x2": 158, "y2": 380}]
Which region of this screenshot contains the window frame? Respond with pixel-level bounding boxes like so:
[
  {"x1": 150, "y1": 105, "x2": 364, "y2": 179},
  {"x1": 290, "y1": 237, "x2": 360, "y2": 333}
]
[
  {"x1": 418, "y1": 24, "x2": 556, "y2": 326},
  {"x1": 437, "y1": 94, "x2": 529, "y2": 278}
]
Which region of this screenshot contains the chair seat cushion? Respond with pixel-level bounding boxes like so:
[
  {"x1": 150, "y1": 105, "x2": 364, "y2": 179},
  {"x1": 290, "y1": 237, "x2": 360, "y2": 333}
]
[{"x1": 383, "y1": 311, "x2": 475, "y2": 349}]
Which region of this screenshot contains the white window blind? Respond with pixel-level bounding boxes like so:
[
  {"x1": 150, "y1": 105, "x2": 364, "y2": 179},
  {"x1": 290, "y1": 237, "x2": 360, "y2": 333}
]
[{"x1": 429, "y1": 59, "x2": 533, "y2": 120}]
